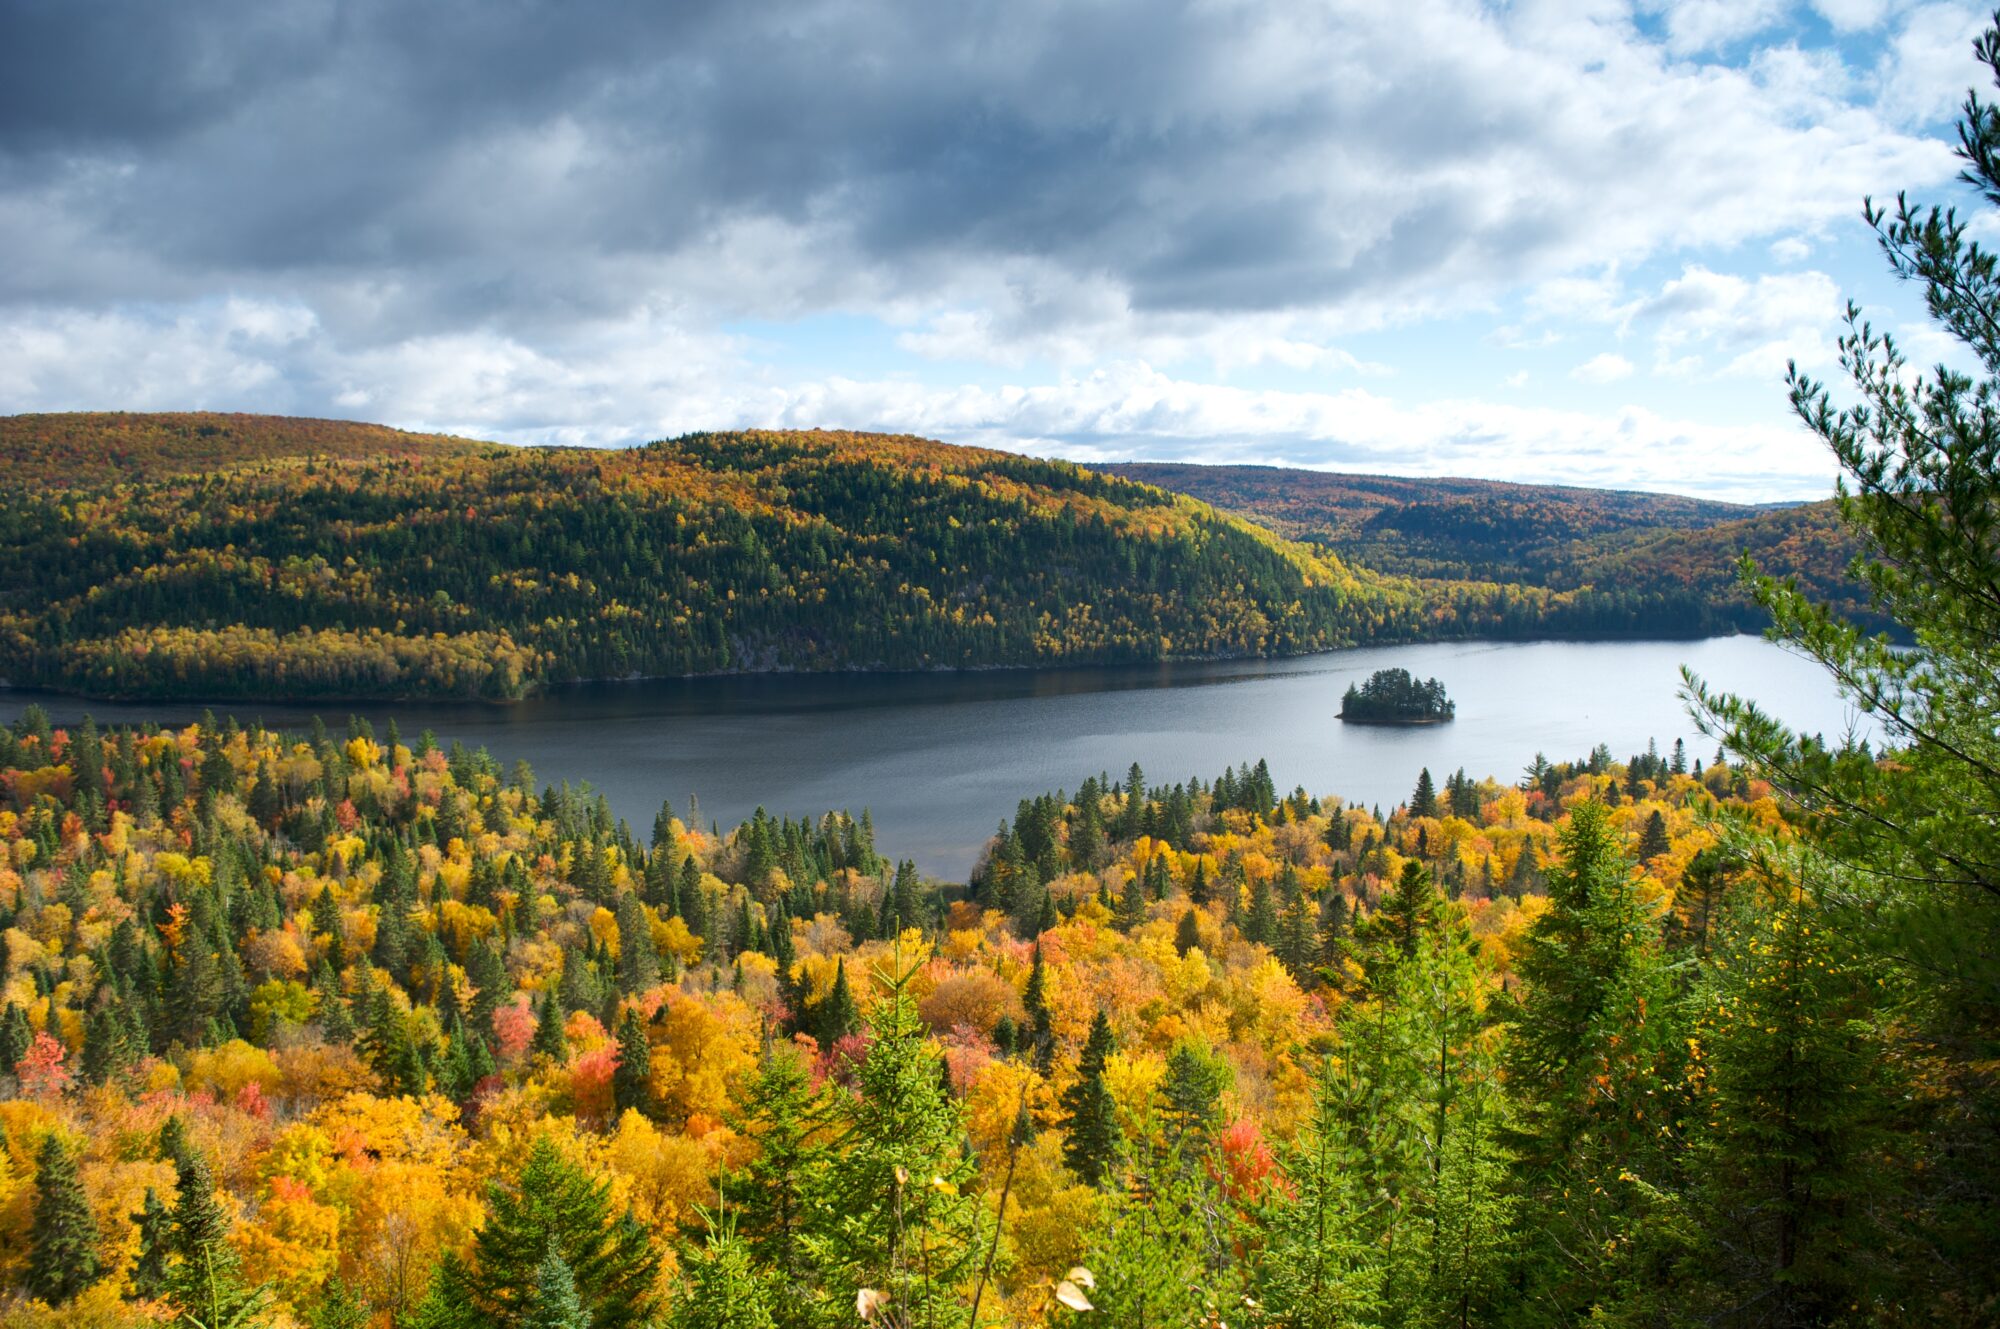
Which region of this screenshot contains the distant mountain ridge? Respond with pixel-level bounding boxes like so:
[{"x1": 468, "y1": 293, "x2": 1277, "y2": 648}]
[
  {"x1": 1097, "y1": 460, "x2": 1871, "y2": 636},
  {"x1": 0, "y1": 413, "x2": 1412, "y2": 701}
]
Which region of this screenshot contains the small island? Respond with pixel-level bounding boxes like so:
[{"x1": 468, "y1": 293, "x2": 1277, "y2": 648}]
[{"x1": 1339, "y1": 666, "x2": 1456, "y2": 725}]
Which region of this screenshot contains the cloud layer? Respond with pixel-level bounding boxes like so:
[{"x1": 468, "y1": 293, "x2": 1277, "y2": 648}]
[{"x1": 0, "y1": 0, "x2": 1989, "y2": 497}]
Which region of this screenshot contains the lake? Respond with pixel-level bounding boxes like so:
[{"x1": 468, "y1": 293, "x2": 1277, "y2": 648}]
[{"x1": 0, "y1": 636, "x2": 1871, "y2": 879}]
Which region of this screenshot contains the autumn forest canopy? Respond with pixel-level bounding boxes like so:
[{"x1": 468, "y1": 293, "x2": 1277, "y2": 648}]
[
  {"x1": 0, "y1": 409, "x2": 1863, "y2": 705},
  {"x1": 3, "y1": 9, "x2": 2000, "y2": 1329}
]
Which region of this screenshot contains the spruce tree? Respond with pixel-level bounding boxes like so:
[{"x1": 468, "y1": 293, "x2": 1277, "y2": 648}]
[
  {"x1": 524, "y1": 1248, "x2": 589, "y2": 1329},
  {"x1": 813, "y1": 960, "x2": 859, "y2": 1047},
  {"x1": 165, "y1": 1147, "x2": 267, "y2": 1327},
  {"x1": 1499, "y1": 801, "x2": 1683, "y2": 1320},
  {"x1": 1673, "y1": 869, "x2": 1889, "y2": 1324},
  {"x1": 799, "y1": 962, "x2": 984, "y2": 1329},
  {"x1": 1021, "y1": 946, "x2": 1055, "y2": 1072},
  {"x1": 1637, "y1": 808, "x2": 1671, "y2": 861},
  {"x1": 613, "y1": 1010, "x2": 653, "y2": 1117},
  {"x1": 731, "y1": 1047, "x2": 823, "y2": 1295},
  {"x1": 1159, "y1": 1040, "x2": 1228, "y2": 1153},
  {"x1": 668, "y1": 1220, "x2": 778, "y2": 1329},
  {"x1": 465, "y1": 1136, "x2": 660, "y2": 1328},
  {"x1": 1060, "y1": 1011, "x2": 1122, "y2": 1186},
  {"x1": 532, "y1": 993, "x2": 569, "y2": 1064},
  {"x1": 130, "y1": 1186, "x2": 173, "y2": 1299},
  {"x1": 1684, "y1": 57, "x2": 2000, "y2": 1286},
  {"x1": 28, "y1": 1135, "x2": 101, "y2": 1305},
  {"x1": 1410, "y1": 767, "x2": 1439, "y2": 819},
  {"x1": 307, "y1": 1275, "x2": 371, "y2": 1329}
]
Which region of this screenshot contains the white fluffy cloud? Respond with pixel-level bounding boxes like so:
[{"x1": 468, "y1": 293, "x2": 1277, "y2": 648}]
[{"x1": 1572, "y1": 352, "x2": 1638, "y2": 382}]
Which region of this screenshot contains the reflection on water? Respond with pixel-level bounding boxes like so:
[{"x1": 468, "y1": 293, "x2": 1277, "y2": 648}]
[{"x1": 0, "y1": 636, "x2": 1870, "y2": 879}]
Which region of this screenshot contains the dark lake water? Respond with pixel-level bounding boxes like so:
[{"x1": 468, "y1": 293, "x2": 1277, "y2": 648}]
[{"x1": 0, "y1": 637, "x2": 1871, "y2": 879}]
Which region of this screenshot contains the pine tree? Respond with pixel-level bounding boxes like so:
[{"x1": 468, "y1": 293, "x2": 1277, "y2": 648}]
[
  {"x1": 1116, "y1": 865, "x2": 1148, "y2": 932},
  {"x1": 1060, "y1": 1011, "x2": 1122, "y2": 1185},
  {"x1": 28, "y1": 1135, "x2": 101, "y2": 1305},
  {"x1": 165, "y1": 1147, "x2": 268, "y2": 1327},
  {"x1": 1173, "y1": 907, "x2": 1204, "y2": 957},
  {"x1": 1673, "y1": 867, "x2": 1890, "y2": 1325},
  {"x1": 464, "y1": 1135, "x2": 661, "y2": 1328},
  {"x1": 1243, "y1": 875, "x2": 1278, "y2": 946},
  {"x1": 404, "y1": 1252, "x2": 474, "y2": 1329},
  {"x1": 1683, "y1": 51, "x2": 2000, "y2": 1291},
  {"x1": 1354, "y1": 859, "x2": 1440, "y2": 973},
  {"x1": 1159, "y1": 1040, "x2": 1228, "y2": 1153},
  {"x1": 1256, "y1": 1057, "x2": 1386, "y2": 1328}
]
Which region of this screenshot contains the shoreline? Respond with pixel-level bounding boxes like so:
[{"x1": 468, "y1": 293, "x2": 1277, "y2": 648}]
[{"x1": 0, "y1": 629, "x2": 1757, "y2": 712}]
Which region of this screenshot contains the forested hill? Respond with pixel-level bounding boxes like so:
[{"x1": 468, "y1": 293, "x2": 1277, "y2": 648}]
[
  {"x1": 0, "y1": 411, "x2": 497, "y2": 488},
  {"x1": 0, "y1": 413, "x2": 1411, "y2": 702},
  {"x1": 1100, "y1": 460, "x2": 1873, "y2": 634}
]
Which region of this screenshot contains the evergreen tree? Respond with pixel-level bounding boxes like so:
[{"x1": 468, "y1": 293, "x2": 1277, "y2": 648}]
[
  {"x1": 464, "y1": 1135, "x2": 661, "y2": 1329},
  {"x1": 1637, "y1": 808, "x2": 1671, "y2": 861},
  {"x1": 613, "y1": 1009, "x2": 653, "y2": 1117},
  {"x1": 0, "y1": 1002, "x2": 30, "y2": 1073},
  {"x1": 165, "y1": 1147, "x2": 268, "y2": 1328},
  {"x1": 1256, "y1": 1058, "x2": 1386, "y2": 1329},
  {"x1": 731, "y1": 1047, "x2": 823, "y2": 1305},
  {"x1": 1243, "y1": 875, "x2": 1278, "y2": 946},
  {"x1": 1173, "y1": 907, "x2": 1204, "y2": 957},
  {"x1": 1672, "y1": 866, "x2": 1891, "y2": 1325},
  {"x1": 524, "y1": 1248, "x2": 589, "y2": 1329},
  {"x1": 1354, "y1": 859, "x2": 1441, "y2": 972},
  {"x1": 28, "y1": 1134, "x2": 101, "y2": 1305},
  {"x1": 1188, "y1": 857, "x2": 1211, "y2": 905},
  {"x1": 130, "y1": 1186, "x2": 173, "y2": 1300},
  {"x1": 523, "y1": 993, "x2": 567, "y2": 1067},
  {"x1": 668, "y1": 1219, "x2": 778, "y2": 1329},
  {"x1": 306, "y1": 1276, "x2": 371, "y2": 1329},
  {"x1": 813, "y1": 961, "x2": 859, "y2": 1047},
  {"x1": 1499, "y1": 801, "x2": 1683, "y2": 1321},
  {"x1": 1060, "y1": 1011, "x2": 1122, "y2": 1185},
  {"x1": 1410, "y1": 767, "x2": 1439, "y2": 819},
  {"x1": 1159, "y1": 1039, "x2": 1229, "y2": 1153},
  {"x1": 798, "y1": 962, "x2": 984, "y2": 1329},
  {"x1": 1115, "y1": 863, "x2": 1148, "y2": 932},
  {"x1": 1682, "y1": 37, "x2": 2000, "y2": 1300},
  {"x1": 1021, "y1": 946, "x2": 1055, "y2": 1072},
  {"x1": 404, "y1": 1252, "x2": 474, "y2": 1329}
]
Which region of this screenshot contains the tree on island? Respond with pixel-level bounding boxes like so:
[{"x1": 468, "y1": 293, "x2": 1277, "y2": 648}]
[{"x1": 1340, "y1": 668, "x2": 1455, "y2": 723}]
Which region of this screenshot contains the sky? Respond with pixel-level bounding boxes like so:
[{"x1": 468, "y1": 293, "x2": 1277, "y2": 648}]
[{"x1": 0, "y1": 0, "x2": 1992, "y2": 502}]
